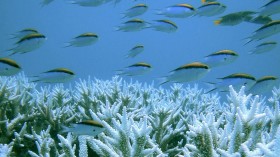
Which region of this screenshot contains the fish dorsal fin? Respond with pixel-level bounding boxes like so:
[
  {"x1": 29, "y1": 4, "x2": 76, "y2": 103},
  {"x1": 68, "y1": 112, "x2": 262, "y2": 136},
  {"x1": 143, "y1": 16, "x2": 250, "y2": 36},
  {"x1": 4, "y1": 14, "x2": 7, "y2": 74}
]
[{"x1": 78, "y1": 120, "x2": 104, "y2": 128}]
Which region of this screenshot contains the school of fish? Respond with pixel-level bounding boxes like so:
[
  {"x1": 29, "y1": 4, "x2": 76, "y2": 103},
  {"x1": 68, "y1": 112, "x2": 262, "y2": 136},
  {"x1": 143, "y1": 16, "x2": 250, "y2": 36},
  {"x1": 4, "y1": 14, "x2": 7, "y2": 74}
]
[{"x1": 1, "y1": 0, "x2": 280, "y2": 98}]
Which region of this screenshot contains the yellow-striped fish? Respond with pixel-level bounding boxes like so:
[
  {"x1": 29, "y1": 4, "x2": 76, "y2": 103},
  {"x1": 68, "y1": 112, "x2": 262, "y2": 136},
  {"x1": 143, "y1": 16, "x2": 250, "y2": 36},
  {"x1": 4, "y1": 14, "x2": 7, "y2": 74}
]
[
  {"x1": 156, "y1": 4, "x2": 196, "y2": 18},
  {"x1": 61, "y1": 120, "x2": 105, "y2": 136},
  {"x1": 203, "y1": 50, "x2": 239, "y2": 68},
  {"x1": 214, "y1": 11, "x2": 256, "y2": 26},
  {"x1": 8, "y1": 33, "x2": 46, "y2": 55},
  {"x1": 196, "y1": 2, "x2": 226, "y2": 17},
  {"x1": 10, "y1": 28, "x2": 39, "y2": 39},
  {"x1": 245, "y1": 15, "x2": 272, "y2": 25},
  {"x1": 206, "y1": 73, "x2": 256, "y2": 93},
  {"x1": 116, "y1": 19, "x2": 149, "y2": 32},
  {"x1": 32, "y1": 68, "x2": 75, "y2": 83},
  {"x1": 116, "y1": 62, "x2": 152, "y2": 76},
  {"x1": 0, "y1": 58, "x2": 21, "y2": 76},
  {"x1": 246, "y1": 20, "x2": 280, "y2": 44},
  {"x1": 125, "y1": 45, "x2": 144, "y2": 58},
  {"x1": 160, "y1": 62, "x2": 210, "y2": 85},
  {"x1": 149, "y1": 19, "x2": 178, "y2": 33},
  {"x1": 249, "y1": 41, "x2": 277, "y2": 54},
  {"x1": 248, "y1": 76, "x2": 278, "y2": 95},
  {"x1": 260, "y1": 0, "x2": 280, "y2": 16},
  {"x1": 65, "y1": 33, "x2": 98, "y2": 47},
  {"x1": 122, "y1": 4, "x2": 148, "y2": 18}
]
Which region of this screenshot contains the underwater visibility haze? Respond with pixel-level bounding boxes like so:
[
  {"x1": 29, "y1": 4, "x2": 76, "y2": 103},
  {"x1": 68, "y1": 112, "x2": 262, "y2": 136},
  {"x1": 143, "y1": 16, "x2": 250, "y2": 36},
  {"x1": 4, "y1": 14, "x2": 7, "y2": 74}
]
[
  {"x1": 1, "y1": 0, "x2": 280, "y2": 156},
  {"x1": 0, "y1": 0, "x2": 279, "y2": 88}
]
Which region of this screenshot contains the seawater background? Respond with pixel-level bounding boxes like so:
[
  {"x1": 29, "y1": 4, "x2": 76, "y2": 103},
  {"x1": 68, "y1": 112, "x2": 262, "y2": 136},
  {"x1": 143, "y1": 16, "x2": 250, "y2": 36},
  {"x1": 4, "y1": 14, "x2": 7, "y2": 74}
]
[{"x1": 0, "y1": 0, "x2": 279, "y2": 92}]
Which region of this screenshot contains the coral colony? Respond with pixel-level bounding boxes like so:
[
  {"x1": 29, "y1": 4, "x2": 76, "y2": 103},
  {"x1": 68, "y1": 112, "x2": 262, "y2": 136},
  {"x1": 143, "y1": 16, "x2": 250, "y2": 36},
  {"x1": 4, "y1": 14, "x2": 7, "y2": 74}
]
[{"x1": 1, "y1": 74, "x2": 280, "y2": 157}]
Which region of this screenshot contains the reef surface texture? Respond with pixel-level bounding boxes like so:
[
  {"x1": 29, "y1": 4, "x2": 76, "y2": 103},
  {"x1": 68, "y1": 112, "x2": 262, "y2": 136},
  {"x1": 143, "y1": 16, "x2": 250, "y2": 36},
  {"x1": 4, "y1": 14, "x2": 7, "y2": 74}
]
[{"x1": 1, "y1": 74, "x2": 280, "y2": 157}]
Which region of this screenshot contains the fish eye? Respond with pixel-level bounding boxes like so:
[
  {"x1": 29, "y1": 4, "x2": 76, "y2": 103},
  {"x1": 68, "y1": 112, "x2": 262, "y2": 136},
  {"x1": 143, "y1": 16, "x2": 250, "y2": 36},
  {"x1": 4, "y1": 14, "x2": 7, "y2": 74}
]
[
  {"x1": 93, "y1": 129, "x2": 96, "y2": 132},
  {"x1": 224, "y1": 58, "x2": 227, "y2": 61},
  {"x1": 5, "y1": 68, "x2": 8, "y2": 71},
  {"x1": 244, "y1": 82, "x2": 247, "y2": 85}
]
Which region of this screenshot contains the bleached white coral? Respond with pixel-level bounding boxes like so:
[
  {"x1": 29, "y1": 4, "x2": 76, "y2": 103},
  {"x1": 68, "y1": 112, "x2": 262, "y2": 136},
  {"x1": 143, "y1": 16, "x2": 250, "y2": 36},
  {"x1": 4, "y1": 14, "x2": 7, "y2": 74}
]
[
  {"x1": 257, "y1": 127, "x2": 280, "y2": 156},
  {"x1": 1, "y1": 74, "x2": 280, "y2": 157},
  {"x1": 27, "y1": 126, "x2": 54, "y2": 157},
  {"x1": 57, "y1": 133, "x2": 76, "y2": 157},
  {"x1": 0, "y1": 143, "x2": 12, "y2": 157}
]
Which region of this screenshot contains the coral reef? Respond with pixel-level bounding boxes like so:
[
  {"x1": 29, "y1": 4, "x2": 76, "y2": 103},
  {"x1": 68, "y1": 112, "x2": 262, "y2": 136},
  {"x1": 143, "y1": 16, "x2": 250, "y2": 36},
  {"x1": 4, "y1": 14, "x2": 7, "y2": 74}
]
[{"x1": 1, "y1": 74, "x2": 280, "y2": 156}]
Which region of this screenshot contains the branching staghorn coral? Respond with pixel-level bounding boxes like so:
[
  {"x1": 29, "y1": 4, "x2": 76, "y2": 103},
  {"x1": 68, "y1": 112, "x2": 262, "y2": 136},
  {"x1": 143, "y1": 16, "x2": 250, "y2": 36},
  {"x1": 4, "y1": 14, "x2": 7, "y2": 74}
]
[
  {"x1": 0, "y1": 143, "x2": 13, "y2": 157},
  {"x1": 86, "y1": 107, "x2": 157, "y2": 157},
  {"x1": 57, "y1": 133, "x2": 76, "y2": 157},
  {"x1": 26, "y1": 126, "x2": 55, "y2": 157},
  {"x1": 1, "y1": 74, "x2": 280, "y2": 157}
]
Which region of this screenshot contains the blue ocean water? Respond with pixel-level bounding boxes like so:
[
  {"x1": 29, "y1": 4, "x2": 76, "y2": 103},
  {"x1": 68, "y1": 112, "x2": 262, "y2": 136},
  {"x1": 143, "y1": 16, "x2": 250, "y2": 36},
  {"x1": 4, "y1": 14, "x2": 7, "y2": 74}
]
[
  {"x1": 2, "y1": 1, "x2": 280, "y2": 156},
  {"x1": 0, "y1": 0, "x2": 279, "y2": 93}
]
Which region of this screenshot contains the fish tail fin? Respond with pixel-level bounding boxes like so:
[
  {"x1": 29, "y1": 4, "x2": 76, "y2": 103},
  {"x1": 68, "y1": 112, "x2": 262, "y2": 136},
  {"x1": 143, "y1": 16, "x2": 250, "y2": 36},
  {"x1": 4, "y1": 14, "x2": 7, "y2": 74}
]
[
  {"x1": 8, "y1": 34, "x2": 17, "y2": 39},
  {"x1": 114, "y1": 26, "x2": 121, "y2": 32},
  {"x1": 214, "y1": 20, "x2": 221, "y2": 25},
  {"x1": 63, "y1": 43, "x2": 72, "y2": 48},
  {"x1": 202, "y1": 81, "x2": 217, "y2": 94},
  {"x1": 31, "y1": 79, "x2": 40, "y2": 83},
  {"x1": 8, "y1": 51, "x2": 17, "y2": 57},
  {"x1": 204, "y1": 87, "x2": 217, "y2": 94},
  {"x1": 243, "y1": 37, "x2": 253, "y2": 45},
  {"x1": 155, "y1": 9, "x2": 163, "y2": 15},
  {"x1": 120, "y1": 13, "x2": 127, "y2": 19},
  {"x1": 6, "y1": 47, "x2": 14, "y2": 52},
  {"x1": 157, "y1": 77, "x2": 169, "y2": 86},
  {"x1": 30, "y1": 79, "x2": 40, "y2": 83},
  {"x1": 59, "y1": 126, "x2": 70, "y2": 134},
  {"x1": 244, "y1": 40, "x2": 253, "y2": 45},
  {"x1": 248, "y1": 49, "x2": 255, "y2": 55},
  {"x1": 115, "y1": 70, "x2": 124, "y2": 76},
  {"x1": 124, "y1": 54, "x2": 133, "y2": 59}
]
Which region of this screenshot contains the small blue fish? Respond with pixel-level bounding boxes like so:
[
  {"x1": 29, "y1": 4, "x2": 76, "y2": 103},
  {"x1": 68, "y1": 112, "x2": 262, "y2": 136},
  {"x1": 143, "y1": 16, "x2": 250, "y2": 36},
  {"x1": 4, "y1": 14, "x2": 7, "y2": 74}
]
[
  {"x1": 196, "y1": 2, "x2": 226, "y2": 17},
  {"x1": 260, "y1": 0, "x2": 280, "y2": 16},
  {"x1": 214, "y1": 11, "x2": 256, "y2": 26},
  {"x1": 125, "y1": 45, "x2": 144, "y2": 58},
  {"x1": 8, "y1": 33, "x2": 46, "y2": 55},
  {"x1": 249, "y1": 41, "x2": 277, "y2": 54},
  {"x1": 160, "y1": 62, "x2": 210, "y2": 85},
  {"x1": 149, "y1": 20, "x2": 178, "y2": 33},
  {"x1": 122, "y1": 4, "x2": 148, "y2": 18},
  {"x1": 61, "y1": 120, "x2": 105, "y2": 136},
  {"x1": 206, "y1": 73, "x2": 256, "y2": 93},
  {"x1": 68, "y1": 0, "x2": 104, "y2": 7},
  {"x1": 10, "y1": 28, "x2": 39, "y2": 39},
  {"x1": 0, "y1": 58, "x2": 21, "y2": 76},
  {"x1": 203, "y1": 50, "x2": 238, "y2": 68},
  {"x1": 248, "y1": 76, "x2": 278, "y2": 95},
  {"x1": 156, "y1": 4, "x2": 196, "y2": 18},
  {"x1": 246, "y1": 20, "x2": 280, "y2": 44},
  {"x1": 117, "y1": 62, "x2": 152, "y2": 76},
  {"x1": 116, "y1": 19, "x2": 149, "y2": 32},
  {"x1": 32, "y1": 68, "x2": 75, "y2": 83},
  {"x1": 65, "y1": 33, "x2": 98, "y2": 47},
  {"x1": 245, "y1": 15, "x2": 272, "y2": 25}
]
